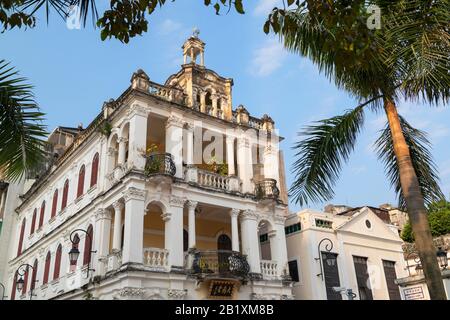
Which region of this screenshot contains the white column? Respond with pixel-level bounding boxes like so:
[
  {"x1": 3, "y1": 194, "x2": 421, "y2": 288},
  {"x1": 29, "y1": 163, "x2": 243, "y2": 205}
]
[
  {"x1": 240, "y1": 210, "x2": 261, "y2": 274},
  {"x1": 187, "y1": 201, "x2": 197, "y2": 249},
  {"x1": 230, "y1": 209, "x2": 240, "y2": 252},
  {"x1": 122, "y1": 187, "x2": 146, "y2": 264},
  {"x1": 117, "y1": 138, "x2": 127, "y2": 165},
  {"x1": 112, "y1": 201, "x2": 123, "y2": 251},
  {"x1": 200, "y1": 51, "x2": 204, "y2": 66},
  {"x1": 186, "y1": 124, "x2": 194, "y2": 166},
  {"x1": 166, "y1": 115, "x2": 184, "y2": 178},
  {"x1": 128, "y1": 104, "x2": 148, "y2": 170},
  {"x1": 272, "y1": 214, "x2": 289, "y2": 276},
  {"x1": 226, "y1": 136, "x2": 236, "y2": 176},
  {"x1": 263, "y1": 138, "x2": 280, "y2": 181},
  {"x1": 163, "y1": 196, "x2": 185, "y2": 268},
  {"x1": 94, "y1": 208, "x2": 112, "y2": 275},
  {"x1": 237, "y1": 137, "x2": 254, "y2": 193}
]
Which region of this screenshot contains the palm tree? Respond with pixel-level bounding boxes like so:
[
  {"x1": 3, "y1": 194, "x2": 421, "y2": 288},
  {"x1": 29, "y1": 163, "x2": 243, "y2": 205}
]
[
  {"x1": 0, "y1": 60, "x2": 48, "y2": 181},
  {"x1": 265, "y1": 1, "x2": 449, "y2": 299}
]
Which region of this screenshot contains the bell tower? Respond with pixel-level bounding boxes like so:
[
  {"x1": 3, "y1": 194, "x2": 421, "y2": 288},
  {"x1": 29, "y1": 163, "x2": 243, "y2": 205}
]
[{"x1": 182, "y1": 28, "x2": 205, "y2": 66}]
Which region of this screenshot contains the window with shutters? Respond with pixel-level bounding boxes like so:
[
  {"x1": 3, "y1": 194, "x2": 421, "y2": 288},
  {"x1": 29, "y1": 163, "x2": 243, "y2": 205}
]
[
  {"x1": 353, "y1": 256, "x2": 373, "y2": 300},
  {"x1": 38, "y1": 201, "x2": 45, "y2": 228},
  {"x1": 51, "y1": 189, "x2": 58, "y2": 218},
  {"x1": 90, "y1": 153, "x2": 99, "y2": 187},
  {"x1": 288, "y1": 260, "x2": 300, "y2": 282},
  {"x1": 83, "y1": 225, "x2": 93, "y2": 266},
  {"x1": 315, "y1": 219, "x2": 333, "y2": 229},
  {"x1": 285, "y1": 223, "x2": 301, "y2": 235},
  {"x1": 322, "y1": 252, "x2": 342, "y2": 300},
  {"x1": 43, "y1": 251, "x2": 51, "y2": 285},
  {"x1": 77, "y1": 165, "x2": 85, "y2": 198},
  {"x1": 53, "y1": 244, "x2": 62, "y2": 280},
  {"x1": 383, "y1": 260, "x2": 401, "y2": 300},
  {"x1": 259, "y1": 233, "x2": 268, "y2": 243},
  {"x1": 30, "y1": 209, "x2": 37, "y2": 235},
  {"x1": 61, "y1": 180, "x2": 69, "y2": 210},
  {"x1": 17, "y1": 218, "x2": 26, "y2": 256}
]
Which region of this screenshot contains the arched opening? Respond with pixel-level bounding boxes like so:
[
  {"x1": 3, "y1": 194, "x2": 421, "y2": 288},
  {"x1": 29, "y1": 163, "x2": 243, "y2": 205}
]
[
  {"x1": 121, "y1": 123, "x2": 130, "y2": 164},
  {"x1": 39, "y1": 201, "x2": 45, "y2": 228},
  {"x1": 53, "y1": 244, "x2": 62, "y2": 280},
  {"x1": 258, "y1": 220, "x2": 272, "y2": 261},
  {"x1": 217, "y1": 233, "x2": 232, "y2": 274},
  {"x1": 43, "y1": 251, "x2": 51, "y2": 285},
  {"x1": 61, "y1": 180, "x2": 69, "y2": 211},
  {"x1": 205, "y1": 91, "x2": 213, "y2": 115},
  {"x1": 143, "y1": 202, "x2": 167, "y2": 268},
  {"x1": 107, "y1": 134, "x2": 119, "y2": 173},
  {"x1": 77, "y1": 165, "x2": 85, "y2": 198},
  {"x1": 90, "y1": 153, "x2": 99, "y2": 187},
  {"x1": 83, "y1": 225, "x2": 94, "y2": 266}
]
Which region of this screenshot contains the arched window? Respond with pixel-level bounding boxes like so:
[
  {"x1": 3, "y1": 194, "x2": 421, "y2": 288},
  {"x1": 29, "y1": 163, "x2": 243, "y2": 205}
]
[
  {"x1": 83, "y1": 225, "x2": 93, "y2": 266},
  {"x1": 43, "y1": 251, "x2": 51, "y2": 285},
  {"x1": 51, "y1": 189, "x2": 58, "y2": 218},
  {"x1": 90, "y1": 153, "x2": 99, "y2": 188},
  {"x1": 30, "y1": 209, "x2": 37, "y2": 236},
  {"x1": 77, "y1": 165, "x2": 85, "y2": 198},
  {"x1": 17, "y1": 218, "x2": 26, "y2": 256},
  {"x1": 53, "y1": 244, "x2": 62, "y2": 280},
  {"x1": 30, "y1": 259, "x2": 38, "y2": 291},
  {"x1": 39, "y1": 201, "x2": 46, "y2": 228},
  {"x1": 61, "y1": 179, "x2": 69, "y2": 210}
]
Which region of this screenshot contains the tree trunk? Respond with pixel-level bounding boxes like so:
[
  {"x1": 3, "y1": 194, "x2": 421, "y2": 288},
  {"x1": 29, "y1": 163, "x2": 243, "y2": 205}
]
[{"x1": 384, "y1": 99, "x2": 446, "y2": 300}]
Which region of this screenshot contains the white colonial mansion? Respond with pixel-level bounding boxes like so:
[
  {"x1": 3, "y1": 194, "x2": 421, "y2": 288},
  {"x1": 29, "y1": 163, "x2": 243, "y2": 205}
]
[{"x1": 0, "y1": 34, "x2": 294, "y2": 300}]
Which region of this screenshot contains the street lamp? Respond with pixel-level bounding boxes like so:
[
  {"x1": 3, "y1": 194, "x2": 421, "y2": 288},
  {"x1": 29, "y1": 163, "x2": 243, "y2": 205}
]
[
  {"x1": 68, "y1": 229, "x2": 96, "y2": 278},
  {"x1": 436, "y1": 247, "x2": 448, "y2": 270},
  {"x1": 15, "y1": 263, "x2": 38, "y2": 300},
  {"x1": 315, "y1": 238, "x2": 336, "y2": 280}
]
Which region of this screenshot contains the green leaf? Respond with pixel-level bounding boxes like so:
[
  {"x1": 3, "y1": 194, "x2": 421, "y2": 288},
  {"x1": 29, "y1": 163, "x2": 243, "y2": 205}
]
[{"x1": 234, "y1": 0, "x2": 245, "y2": 14}]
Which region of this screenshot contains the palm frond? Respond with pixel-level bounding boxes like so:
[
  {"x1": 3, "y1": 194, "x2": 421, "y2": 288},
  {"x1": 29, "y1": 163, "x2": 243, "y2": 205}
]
[
  {"x1": 374, "y1": 115, "x2": 445, "y2": 209},
  {"x1": 0, "y1": 59, "x2": 48, "y2": 181},
  {"x1": 289, "y1": 105, "x2": 365, "y2": 206}
]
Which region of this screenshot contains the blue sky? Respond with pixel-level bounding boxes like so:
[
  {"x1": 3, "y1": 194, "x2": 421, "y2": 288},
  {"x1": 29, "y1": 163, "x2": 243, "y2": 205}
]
[{"x1": 1, "y1": 0, "x2": 449, "y2": 212}]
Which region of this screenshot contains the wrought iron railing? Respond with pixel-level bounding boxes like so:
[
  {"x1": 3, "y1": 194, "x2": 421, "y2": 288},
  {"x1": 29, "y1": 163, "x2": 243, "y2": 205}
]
[
  {"x1": 255, "y1": 178, "x2": 280, "y2": 200},
  {"x1": 144, "y1": 153, "x2": 176, "y2": 177},
  {"x1": 188, "y1": 250, "x2": 250, "y2": 278}
]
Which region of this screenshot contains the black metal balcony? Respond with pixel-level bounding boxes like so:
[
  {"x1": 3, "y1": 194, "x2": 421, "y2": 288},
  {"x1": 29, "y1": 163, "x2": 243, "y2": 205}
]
[
  {"x1": 144, "y1": 153, "x2": 176, "y2": 177},
  {"x1": 255, "y1": 178, "x2": 280, "y2": 200},
  {"x1": 188, "y1": 250, "x2": 250, "y2": 279}
]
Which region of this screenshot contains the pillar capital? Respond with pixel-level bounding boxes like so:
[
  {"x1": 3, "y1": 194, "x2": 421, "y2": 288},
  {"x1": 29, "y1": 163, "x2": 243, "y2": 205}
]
[
  {"x1": 127, "y1": 103, "x2": 149, "y2": 118},
  {"x1": 112, "y1": 201, "x2": 124, "y2": 211},
  {"x1": 241, "y1": 209, "x2": 258, "y2": 221},
  {"x1": 229, "y1": 208, "x2": 240, "y2": 218},
  {"x1": 95, "y1": 208, "x2": 112, "y2": 221},
  {"x1": 122, "y1": 187, "x2": 146, "y2": 202},
  {"x1": 186, "y1": 200, "x2": 198, "y2": 210},
  {"x1": 170, "y1": 196, "x2": 185, "y2": 208},
  {"x1": 166, "y1": 115, "x2": 184, "y2": 129}
]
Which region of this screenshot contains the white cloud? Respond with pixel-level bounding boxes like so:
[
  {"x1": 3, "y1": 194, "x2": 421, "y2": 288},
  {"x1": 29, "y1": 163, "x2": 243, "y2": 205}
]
[
  {"x1": 254, "y1": 0, "x2": 281, "y2": 16},
  {"x1": 249, "y1": 38, "x2": 287, "y2": 77},
  {"x1": 158, "y1": 19, "x2": 182, "y2": 36}
]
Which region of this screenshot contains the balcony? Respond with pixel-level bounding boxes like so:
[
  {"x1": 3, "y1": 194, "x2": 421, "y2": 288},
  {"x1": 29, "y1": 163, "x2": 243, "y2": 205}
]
[
  {"x1": 255, "y1": 178, "x2": 280, "y2": 200},
  {"x1": 185, "y1": 166, "x2": 241, "y2": 193},
  {"x1": 144, "y1": 153, "x2": 176, "y2": 177},
  {"x1": 260, "y1": 260, "x2": 278, "y2": 279},
  {"x1": 143, "y1": 247, "x2": 170, "y2": 271},
  {"x1": 186, "y1": 250, "x2": 250, "y2": 279}
]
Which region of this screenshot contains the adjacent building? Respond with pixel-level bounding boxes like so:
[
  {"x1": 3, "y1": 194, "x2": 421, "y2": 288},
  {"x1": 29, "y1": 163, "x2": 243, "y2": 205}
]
[
  {"x1": 285, "y1": 207, "x2": 408, "y2": 300},
  {"x1": 0, "y1": 34, "x2": 293, "y2": 300}
]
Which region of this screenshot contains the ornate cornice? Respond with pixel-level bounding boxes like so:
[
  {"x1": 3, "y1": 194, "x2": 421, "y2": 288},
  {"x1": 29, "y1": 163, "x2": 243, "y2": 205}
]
[
  {"x1": 119, "y1": 287, "x2": 145, "y2": 297},
  {"x1": 167, "y1": 289, "x2": 187, "y2": 300},
  {"x1": 122, "y1": 187, "x2": 146, "y2": 202}
]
